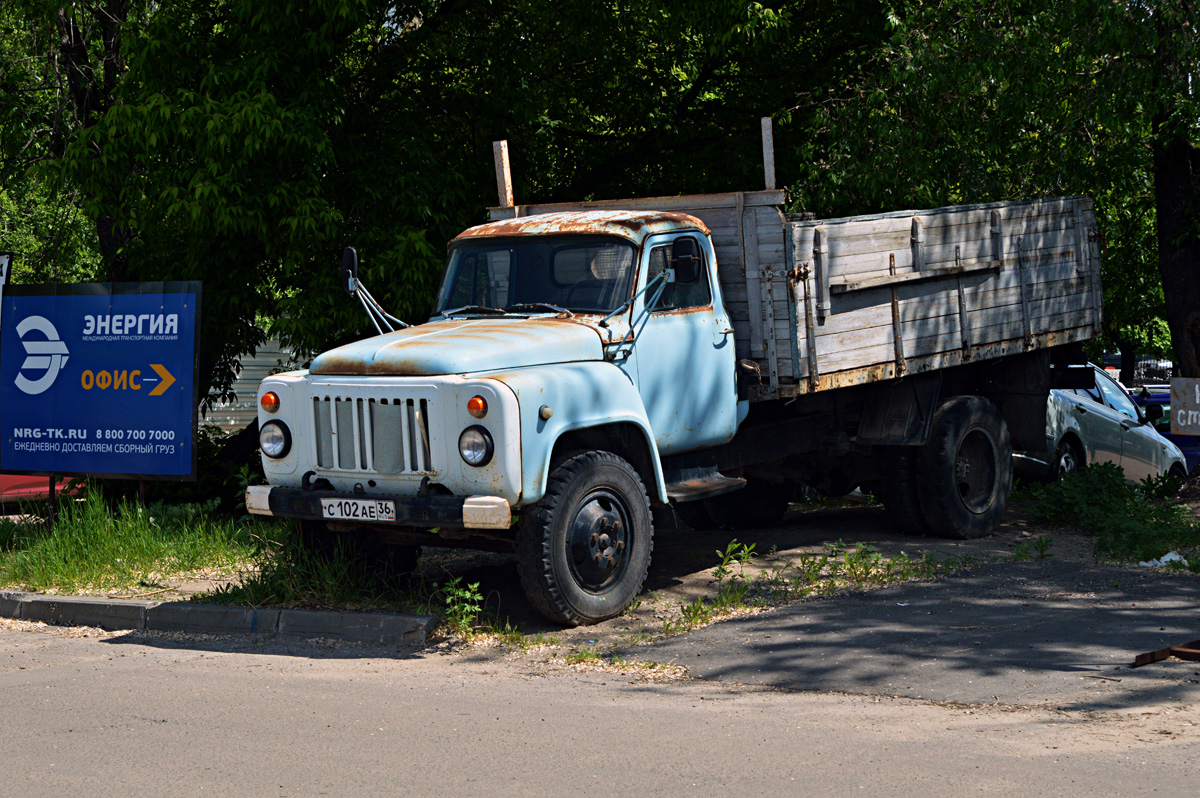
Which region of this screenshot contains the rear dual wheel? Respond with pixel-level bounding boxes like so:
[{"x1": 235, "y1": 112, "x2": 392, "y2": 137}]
[{"x1": 880, "y1": 395, "x2": 1012, "y2": 540}]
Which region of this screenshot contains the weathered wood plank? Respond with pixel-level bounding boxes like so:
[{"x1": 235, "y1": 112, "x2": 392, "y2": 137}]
[{"x1": 743, "y1": 204, "x2": 765, "y2": 357}]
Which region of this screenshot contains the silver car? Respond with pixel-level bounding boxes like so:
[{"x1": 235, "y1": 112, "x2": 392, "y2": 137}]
[{"x1": 1014, "y1": 365, "x2": 1187, "y2": 481}]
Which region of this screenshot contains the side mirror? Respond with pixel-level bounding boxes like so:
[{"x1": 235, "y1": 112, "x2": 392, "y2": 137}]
[
  {"x1": 341, "y1": 247, "x2": 359, "y2": 296},
  {"x1": 1144, "y1": 403, "x2": 1164, "y2": 423},
  {"x1": 672, "y1": 254, "x2": 700, "y2": 284}
]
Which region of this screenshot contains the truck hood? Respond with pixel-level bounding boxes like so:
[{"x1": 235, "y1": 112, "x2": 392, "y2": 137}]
[{"x1": 308, "y1": 318, "x2": 605, "y2": 376}]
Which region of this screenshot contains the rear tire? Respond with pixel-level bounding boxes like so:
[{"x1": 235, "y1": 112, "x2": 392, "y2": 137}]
[
  {"x1": 916, "y1": 396, "x2": 1012, "y2": 540},
  {"x1": 703, "y1": 477, "x2": 791, "y2": 529},
  {"x1": 516, "y1": 451, "x2": 653, "y2": 626},
  {"x1": 875, "y1": 447, "x2": 933, "y2": 535}
]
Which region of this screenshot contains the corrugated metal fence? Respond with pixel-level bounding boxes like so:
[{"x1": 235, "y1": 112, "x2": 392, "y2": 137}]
[{"x1": 203, "y1": 340, "x2": 300, "y2": 433}]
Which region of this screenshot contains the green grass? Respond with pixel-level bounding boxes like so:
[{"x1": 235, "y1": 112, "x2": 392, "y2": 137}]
[
  {"x1": 0, "y1": 488, "x2": 260, "y2": 593},
  {"x1": 1031, "y1": 463, "x2": 1200, "y2": 565},
  {"x1": 201, "y1": 527, "x2": 488, "y2": 634},
  {"x1": 201, "y1": 530, "x2": 416, "y2": 611}
]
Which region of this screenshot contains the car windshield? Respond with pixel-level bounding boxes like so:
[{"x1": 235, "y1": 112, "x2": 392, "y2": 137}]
[{"x1": 436, "y1": 235, "x2": 637, "y2": 315}]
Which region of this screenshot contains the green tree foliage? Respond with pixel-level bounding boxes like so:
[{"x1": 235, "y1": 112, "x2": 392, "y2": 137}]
[
  {"x1": 795, "y1": 0, "x2": 1200, "y2": 376},
  {"x1": 5, "y1": 0, "x2": 890, "y2": 404},
  {"x1": 0, "y1": 2, "x2": 105, "y2": 283}
]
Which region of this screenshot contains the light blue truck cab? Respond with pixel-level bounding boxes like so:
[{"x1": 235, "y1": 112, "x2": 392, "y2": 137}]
[{"x1": 247, "y1": 211, "x2": 742, "y2": 625}]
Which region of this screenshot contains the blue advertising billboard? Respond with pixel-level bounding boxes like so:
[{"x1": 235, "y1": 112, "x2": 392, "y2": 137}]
[{"x1": 0, "y1": 281, "x2": 202, "y2": 480}]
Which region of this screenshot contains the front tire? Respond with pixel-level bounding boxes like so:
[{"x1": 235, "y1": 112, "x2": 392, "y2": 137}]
[
  {"x1": 916, "y1": 396, "x2": 1012, "y2": 539},
  {"x1": 516, "y1": 451, "x2": 654, "y2": 626}
]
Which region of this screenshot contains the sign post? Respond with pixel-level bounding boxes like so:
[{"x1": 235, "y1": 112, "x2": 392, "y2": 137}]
[
  {"x1": 1170, "y1": 378, "x2": 1200, "y2": 436},
  {"x1": 0, "y1": 281, "x2": 201, "y2": 480}
]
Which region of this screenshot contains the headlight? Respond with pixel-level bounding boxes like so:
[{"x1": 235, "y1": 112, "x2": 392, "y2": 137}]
[
  {"x1": 259, "y1": 420, "x2": 292, "y2": 459},
  {"x1": 458, "y1": 425, "x2": 494, "y2": 467}
]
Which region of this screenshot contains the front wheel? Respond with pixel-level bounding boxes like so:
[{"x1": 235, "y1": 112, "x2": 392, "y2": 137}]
[
  {"x1": 916, "y1": 396, "x2": 1012, "y2": 539},
  {"x1": 516, "y1": 451, "x2": 654, "y2": 626}
]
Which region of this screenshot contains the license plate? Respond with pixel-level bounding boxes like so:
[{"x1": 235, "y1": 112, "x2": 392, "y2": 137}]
[{"x1": 320, "y1": 498, "x2": 397, "y2": 522}]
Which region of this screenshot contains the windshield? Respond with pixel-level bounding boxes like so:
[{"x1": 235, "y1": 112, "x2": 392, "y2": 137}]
[{"x1": 437, "y1": 235, "x2": 637, "y2": 314}]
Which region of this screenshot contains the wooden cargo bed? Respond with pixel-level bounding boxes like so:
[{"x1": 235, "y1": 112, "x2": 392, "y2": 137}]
[{"x1": 489, "y1": 192, "x2": 1102, "y2": 401}]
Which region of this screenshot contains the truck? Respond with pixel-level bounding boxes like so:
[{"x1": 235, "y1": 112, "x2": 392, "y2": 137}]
[{"x1": 245, "y1": 141, "x2": 1102, "y2": 626}]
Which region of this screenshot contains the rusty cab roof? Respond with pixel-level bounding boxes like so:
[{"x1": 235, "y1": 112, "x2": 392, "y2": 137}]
[{"x1": 452, "y1": 210, "x2": 711, "y2": 248}]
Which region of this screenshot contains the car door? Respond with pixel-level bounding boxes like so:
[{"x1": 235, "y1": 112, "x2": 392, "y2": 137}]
[
  {"x1": 1070, "y1": 372, "x2": 1122, "y2": 468},
  {"x1": 1093, "y1": 372, "x2": 1162, "y2": 481}
]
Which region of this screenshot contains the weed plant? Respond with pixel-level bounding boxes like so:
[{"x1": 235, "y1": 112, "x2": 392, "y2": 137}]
[
  {"x1": 660, "y1": 539, "x2": 955, "y2": 633},
  {"x1": 0, "y1": 487, "x2": 258, "y2": 592},
  {"x1": 1032, "y1": 463, "x2": 1199, "y2": 564}
]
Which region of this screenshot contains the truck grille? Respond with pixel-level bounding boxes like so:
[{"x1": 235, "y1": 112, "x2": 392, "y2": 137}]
[{"x1": 311, "y1": 394, "x2": 434, "y2": 474}]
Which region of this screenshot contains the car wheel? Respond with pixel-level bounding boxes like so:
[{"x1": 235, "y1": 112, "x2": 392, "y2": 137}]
[{"x1": 1050, "y1": 438, "x2": 1084, "y2": 481}]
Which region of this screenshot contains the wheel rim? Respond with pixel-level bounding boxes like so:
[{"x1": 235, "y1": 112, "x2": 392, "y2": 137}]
[
  {"x1": 566, "y1": 488, "x2": 632, "y2": 593},
  {"x1": 954, "y1": 427, "x2": 999, "y2": 514},
  {"x1": 1057, "y1": 446, "x2": 1079, "y2": 479}
]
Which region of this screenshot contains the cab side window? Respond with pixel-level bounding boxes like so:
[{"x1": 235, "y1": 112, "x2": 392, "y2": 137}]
[{"x1": 646, "y1": 236, "x2": 712, "y2": 312}]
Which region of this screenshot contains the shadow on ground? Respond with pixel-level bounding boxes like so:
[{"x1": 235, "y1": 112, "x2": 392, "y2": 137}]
[{"x1": 626, "y1": 559, "x2": 1200, "y2": 711}]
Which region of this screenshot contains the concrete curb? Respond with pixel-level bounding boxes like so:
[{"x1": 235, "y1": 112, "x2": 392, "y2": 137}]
[{"x1": 0, "y1": 591, "x2": 438, "y2": 645}]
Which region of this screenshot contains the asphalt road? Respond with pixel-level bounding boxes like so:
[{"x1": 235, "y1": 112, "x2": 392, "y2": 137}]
[
  {"x1": 631, "y1": 559, "x2": 1200, "y2": 710},
  {"x1": 2, "y1": 614, "x2": 1199, "y2": 796}
]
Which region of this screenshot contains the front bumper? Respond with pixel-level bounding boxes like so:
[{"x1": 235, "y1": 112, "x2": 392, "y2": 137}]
[{"x1": 244, "y1": 486, "x2": 512, "y2": 530}]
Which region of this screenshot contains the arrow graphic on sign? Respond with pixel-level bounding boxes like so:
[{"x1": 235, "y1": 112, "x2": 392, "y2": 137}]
[{"x1": 148, "y1": 364, "x2": 176, "y2": 396}]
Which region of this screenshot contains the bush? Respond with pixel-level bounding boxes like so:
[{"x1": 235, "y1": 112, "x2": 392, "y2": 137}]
[{"x1": 1032, "y1": 463, "x2": 1198, "y2": 562}]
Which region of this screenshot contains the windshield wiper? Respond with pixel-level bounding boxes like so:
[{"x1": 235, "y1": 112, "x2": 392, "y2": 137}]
[
  {"x1": 506, "y1": 303, "x2": 573, "y2": 316},
  {"x1": 440, "y1": 305, "x2": 508, "y2": 318}
]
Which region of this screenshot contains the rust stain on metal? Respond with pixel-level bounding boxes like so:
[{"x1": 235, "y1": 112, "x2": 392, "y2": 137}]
[
  {"x1": 453, "y1": 210, "x2": 711, "y2": 245},
  {"x1": 1131, "y1": 639, "x2": 1200, "y2": 668},
  {"x1": 656, "y1": 305, "x2": 711, "y2": 317}
]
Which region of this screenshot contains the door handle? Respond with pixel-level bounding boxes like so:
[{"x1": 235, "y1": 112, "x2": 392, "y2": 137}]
[{"x1": 1074, "y1": 405, "x2": 1088, "y2": 414}]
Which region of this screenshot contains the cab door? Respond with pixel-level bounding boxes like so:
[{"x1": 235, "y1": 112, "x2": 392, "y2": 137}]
[{"x1": 629, "y1": 233, "x2": 737, "y2": 455}]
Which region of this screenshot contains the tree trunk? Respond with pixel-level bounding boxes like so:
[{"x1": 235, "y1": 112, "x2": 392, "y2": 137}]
[
  {"x1": 1152, "y1": 7, "x2": 1200, "y2": 379},
  {"x1": 1153, "y1": 133, "x2": 1200, "y2": 379},
  {"x1": 1121, "y1": 344, "x2": 1138, "y2": 388}
]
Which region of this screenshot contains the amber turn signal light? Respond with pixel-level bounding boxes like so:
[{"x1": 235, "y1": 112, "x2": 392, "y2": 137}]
[
  {"x1": 260, "y1": 391, "x2": 280, "y2": 413},
  {"x1": 467, "y1": 395, "x2": 488, "y2": 418}
]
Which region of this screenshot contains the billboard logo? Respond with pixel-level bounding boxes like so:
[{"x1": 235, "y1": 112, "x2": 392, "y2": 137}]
[{"x1": 15, "y1": 316, "x2": 69, "y2": 395}]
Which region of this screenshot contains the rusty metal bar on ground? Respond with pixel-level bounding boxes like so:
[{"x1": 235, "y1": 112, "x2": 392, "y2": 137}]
[{"x1": 1131, "y1": 640, "x2": 1200, "y2": 668}]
